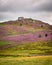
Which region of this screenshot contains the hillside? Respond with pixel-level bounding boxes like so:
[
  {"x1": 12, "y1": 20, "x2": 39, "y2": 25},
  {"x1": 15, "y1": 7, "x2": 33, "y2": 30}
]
[
  {"x1": 0, "y1": 17, "x2": 52, "y2": 37},
  {"x1": 0, "y1": 17, "x2": 52, "y2": 56}
]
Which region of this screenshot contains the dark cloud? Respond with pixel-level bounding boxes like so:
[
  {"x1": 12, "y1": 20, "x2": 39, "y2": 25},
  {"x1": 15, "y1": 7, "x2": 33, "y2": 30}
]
[
  {"x1": 35, "y1": 1, "x2": 52, "y2": 12},
  {"x1": 0, "y1": 0, "x2": 52, "y2": 12},
  {"x1": 0, "y1": 0, "x2": 52, "y2": 24}
]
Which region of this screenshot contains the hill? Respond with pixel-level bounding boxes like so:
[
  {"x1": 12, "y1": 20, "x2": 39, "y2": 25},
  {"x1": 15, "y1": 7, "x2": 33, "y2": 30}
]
[
  {"x1": 0, "y1": 17, "x2": 52, "y2": 37},
  {"x1": 0, "y1": 17, "x2": 52, "y2": 56}
]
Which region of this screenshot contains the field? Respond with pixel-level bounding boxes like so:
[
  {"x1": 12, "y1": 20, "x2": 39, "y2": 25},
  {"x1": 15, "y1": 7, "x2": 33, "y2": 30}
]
[
  {"x1": 0, "y1": 56, "x2": 52, "y2": 65},
  {"x1": 0, "y1": 41, "x2": 52, "y2": 55},
  {"x1": 0, "y1": 41, "x2": 52, "y2": 65}
]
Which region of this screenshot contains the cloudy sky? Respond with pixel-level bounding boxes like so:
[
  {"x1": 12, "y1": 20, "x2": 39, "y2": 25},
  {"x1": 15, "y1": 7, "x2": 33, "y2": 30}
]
[{"x1": 0, "y1": 0, "x2": 52, "y2": 25}]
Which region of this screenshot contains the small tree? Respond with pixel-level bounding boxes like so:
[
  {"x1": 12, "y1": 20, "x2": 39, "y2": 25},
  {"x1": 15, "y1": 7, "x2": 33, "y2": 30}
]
[
  {"x1": 20, "y1": 23, "x2": 22, "y2": 26},
  {"x1": 38, "y1": 34, "x2": 42, "y2": 38},
  {"x1": 41, "y1": 25, "x2": 43, "y2": 27},
  {"x1": 45, "y1": 34, "x2": 48, "y2": 37}
]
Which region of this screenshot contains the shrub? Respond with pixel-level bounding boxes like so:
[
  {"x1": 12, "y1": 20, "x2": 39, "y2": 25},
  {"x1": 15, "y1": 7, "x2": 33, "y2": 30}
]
[
  {"x1": 41, "y1": 25, "x2": 43, "y2": 27},
  {"x1": 38, "y1": 34, "x2": 42, "y2": 38},
  {"x1": 20, "y1": 23, "x2": 22, "y2": 26},
  {"x1": 45, "y1": 34, "x2": 48, "y2": 37}
]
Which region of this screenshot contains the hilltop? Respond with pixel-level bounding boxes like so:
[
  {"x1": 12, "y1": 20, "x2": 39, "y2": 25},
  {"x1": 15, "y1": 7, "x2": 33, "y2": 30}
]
[{"x1": 0, "y1": 17, "x2": 52, "y2": 37}]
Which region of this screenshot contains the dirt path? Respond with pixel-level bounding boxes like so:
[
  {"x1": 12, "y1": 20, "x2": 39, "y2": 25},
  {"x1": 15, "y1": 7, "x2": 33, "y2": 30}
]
[{"x1": 0, "y1": 55, "x2": 52, "y2": 60}]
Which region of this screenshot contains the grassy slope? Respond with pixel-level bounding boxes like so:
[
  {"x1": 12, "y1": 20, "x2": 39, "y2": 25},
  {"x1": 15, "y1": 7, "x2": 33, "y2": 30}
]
[
  {"x1": 0, "y1": 56, "x2": 52, "y2": 65},
  {"x1": 0, "y1": 41, "x2": 52, "y2": 57}
]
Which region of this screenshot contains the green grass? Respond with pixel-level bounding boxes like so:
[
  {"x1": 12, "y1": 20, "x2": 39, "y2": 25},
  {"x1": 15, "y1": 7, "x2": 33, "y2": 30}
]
[
  {"x1": 0, "y1": 49, "x2": 52, "y2": 57},
  {"x1": 0, "y1": 56, "x2": 52, "y2": 65},
  {"x1": 0, "y1": 41, "x2": 52, "y2": 57},
  {"x1": 0, "y1": 41, "x2": 12, "y2": 46},
  {"x1": 0, "y1": 41, "x2": 8, "y2": 46}
]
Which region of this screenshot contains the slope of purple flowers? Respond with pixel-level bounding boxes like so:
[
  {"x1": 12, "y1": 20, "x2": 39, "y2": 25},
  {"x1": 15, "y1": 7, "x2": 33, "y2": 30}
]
[{"x1": 0, "y1": 30, "x2": 52, "y2": 43}]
